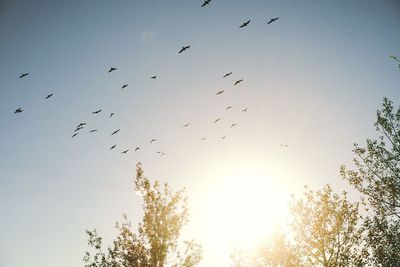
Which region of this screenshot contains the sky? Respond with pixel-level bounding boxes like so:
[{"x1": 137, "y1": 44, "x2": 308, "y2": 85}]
[{"x1": 0, "y1": 0, "x2": 399, "y2": 266}]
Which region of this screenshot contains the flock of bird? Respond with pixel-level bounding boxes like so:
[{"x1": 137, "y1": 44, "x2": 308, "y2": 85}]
[{"x1": 12, "y1": 1, "x2": 286, "y2": 158}]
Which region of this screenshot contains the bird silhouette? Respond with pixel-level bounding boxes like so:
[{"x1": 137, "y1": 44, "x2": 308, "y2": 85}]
[
  {"x1": 242, "y1": 108, "x2": 248, "y2": 112},
  {"x1": 110, "y1": 145, "x2": 117, "y2": 150},
  {"x1": 221, "y1": 135, "x2": 226, "y2": 139},
  {"x1": 92, "y1": 109, "x2": 102, "y2": 114},
  {"x1": 201, "y1": 137, "x2": 207, "y2": 141},
  {"x1": 150, "y1": 75, "x2": 157, "y2": 79},
  {"x1": 150, "y1": 139, "x2": 157, "y2": 144},
  {"x1": 280, "y1": 144, "x2": 288, "y2": 148},
  {"x1": 121, "y1": 84, "x2": 128, "y2": 89},
  {"x1": 183, "y1": 123, "x2": 190, "y2": 127},
  {"x1": 74, "y1": 127, "x2": 84, "y2": 132},
  {"x1": 89, "y1": 129, "x2": 98, "y2": 133},
  {"x1": 71, "y1": 133, "x2": 79, "y2": 138},
  {"x1": 110, "y1": 113, "x2": 115, "y2": 118},
  {"x1": 77, "y1": 122, "x2": 86, "y2": 128},
  {"x1": 239, "y1": 20, "x2": 251, "y2": 28},
  {"x1": 178, "y1": 46, "x2": 191, "y2": 53},
  {"x1": 201, "y1": 0, "x2": 211, "y2": 7},
  {"x1": 267, "y1": 17, "x2": 279, "y2": 24},
  {"x1": 225, "y1": 106, "x2": 233, "y2": 110},
  {"x1": 216, "y1": 90, "x2": 225, "y2": 95},
  {"x1": 121, "y1": 149, "x2": 129, "y2": 154},
  {"x1": 223, "y1": 72, "x2": 232, "y2": 78},
  {"x1": 111, "y1": 129, "x2": 120, "y2": 135},
  {"x1": 214, "y1": 118, "x2": 221, "y2": 123},
  {"x1": 234, "y1": 79, "x2": 243, "y2": 85},
  {"x1": 19, "y1": 73, "x2": 29, "y2": 78},
  {"x1": 14, "y1": 108, "x2": 23, "y2": 113},
  {"x1": 134, "y1": 147, "x2": 141, "y2": 152},
  {"x1": 231, "y1": 123, "x2": 238, "y2": 128},
  {"x1": 156, "y1": 151, "x2": 166, "y2": 157},
  {"x1": 45, "y1": 93, "x2": 53, "y2": 99},
  {"x1": 108, "y1": 67, "x2": 117, "y2": 73}
]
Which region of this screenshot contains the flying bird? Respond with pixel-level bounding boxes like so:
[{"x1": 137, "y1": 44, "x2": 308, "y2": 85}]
[
  {"x1": 89, "y1": 129, "x2": 98, "y2": 133},
  {"x1": 111, "y1": 129, "x2": 120, "y2": 135},
  {"x1": 108, "y1": 67, "x2": 117, "y2": 73},
  {"x1": 214, "y1": 118, "x2": 221, "y2": 123},
  {"x1": 156, "y1": 151, "x2": 166, "y2": 157},
  {"x1": 201, "y1": 0, "x2": 211, "y2": 7},
  {"x1": 221, "y1": 135, "x2": 226, "y2": 139},
  {"x1": 231, "y1": 123, "x2": 238, "y2": 128},
  {"x1": 223, "y1": 72, "x2": 232, "y2": 78},
  {"x1": 74, "y1": 127, "x2": 83, "y2": 132},
  {"x1": 182, "y1": 123, "x2": 190, "y2": 127},
  {"x1": 178, "y1": 46, "x2": 191, "y2": 54},
  {"x1": 134, "y1": 147, "x2": 141, "y2": 152},
  {"x1": 92, "y1": 109, "x2": 102, "y2": 114},
  {"x1": 216, "y1": 90, "x2": 225, "y2": 95},
  {"x1": 234, "y1": 79, "x2": 243, "y2": 85},
  {"x1": 77, "y1": 122, "x2": 86, "y2": 128},
  {"x1": 121, "y1": 84, "x2": 128, "y2": 89},
  {"x1": 239, "y1": 20, "x2": 251, "y2": 28},
  {"x1": 110, "y1": 113, "x2": 115, "y2": 118},
  {"x1": 121, "y1": 149, "x2": 129, "y2": 154},
  {"x1": 71, "y1": 133, "x2": 79, "y2": 138},
  {"x1": 225, "y1": 106, "x2": 233, "y2": 110},
  {"x1": 267, "y1": 17, "x2": 279, "y2": 24},
  {"x1": 110, "y1": 145, "x2": 117, "y2": 150},
  {"x1": 19, "y1": 73, "x2": 29, "y2": 78},
  {"x1": 242, "y1": 108, "x2": 248, "y2": 112},
  {"x1": 280, "y1": 144, "x2": 288, "y2": 148},
  {"x1": 14, "y1": 108, "x2": 23, "y2": 113},
  {"x1": 150, "y1": 75, "x2": 157, "y2": 79},
  {"x1": 201, "y1": 137, "x2": 207, "y2": 141},
  {"x1": 45, "y1": 93, "x2": 53, "y2": 99},
  {"x1": 150, "y1": 139, "x2": 157, "y2": 144}
]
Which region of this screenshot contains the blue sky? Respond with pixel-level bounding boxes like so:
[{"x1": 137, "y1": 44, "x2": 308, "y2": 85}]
[{"x1": 0, "y1": 0, "x2": 399, "y2": 266}]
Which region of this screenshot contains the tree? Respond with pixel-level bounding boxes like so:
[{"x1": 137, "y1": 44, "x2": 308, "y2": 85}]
[
  {"x1": 83, "y1": 163, "x2": 202, "y2": 267},
  {"x1": 341, "y1": 97, "x2": 400, "y2": 265},
  {"x1": 289, "y1": 185, "x2": 364, "y2": 267}
]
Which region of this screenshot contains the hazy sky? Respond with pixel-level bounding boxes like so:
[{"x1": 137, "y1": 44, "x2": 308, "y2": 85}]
[{"x1": 0, "y1": 0, "x2": 399, "y2": 266}]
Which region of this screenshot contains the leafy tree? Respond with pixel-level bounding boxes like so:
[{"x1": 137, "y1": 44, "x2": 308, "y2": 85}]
[
  {"x1": 289, "y1": 185, "x2": 364, "y2": 267},
  {"x1": 83, "y1": 163, "x2": 202, "y2": 267},
  {"x1": 341, "y1": 97, "x2": 400, "y2": 265}
]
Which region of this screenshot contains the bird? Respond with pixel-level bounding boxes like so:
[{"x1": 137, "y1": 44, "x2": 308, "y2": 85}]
[
  {"x1": 201, "y1": 0, "x2": 211, "y2": 7},
  {"x1": 239, "y1": 20, "x2": 251, "y2": 28},
  {"x1": 71, "y1": 133, "x2": 79, "y2": 138},
  {"x1": 110, "y1": 145, "x2": 117, "y2": 150},
  {"x1": 77, "y1": 122, "x2": 86, "y2": 128},
  {"x1": 223, "y1": 72, "x2": 232, "y2": 78},
  {"x1": 214, "y1": 118, "x2": 221, "y2": 123},
  {"x1": 92, "y1": 109, "x2": 102, "y2": 114},
  {"x1": 134, "y1": 147, "x2": 141, "y2": 152},
  {"x1": 14, "y1": 108, "x2": 23, "y2": 113},
  {"x1": 74, "y1": 126, "x2": 84, "y2": 132},
  {"x1": 150, "y1": 139, "x2": 157, "y2": 144},
  {"x1": 280, "y1": 144, "x2": 288, "y2": 148},
  {"x1": 150, "y1": 75, "x2": 157, "y2": 79},
  {"x1": 45, "y1": 93, "x2": 53, "y2": 99},
  {"x1": 234, "y1": 79, "x2": 243, "y2": 85},
  {"x1": 231, "y1": 123, "x2": 238, "y2": 128},
  {"x1": 108, "y1": 67, "x2": 117, "y2": 73},
  {"x1": 216, "y1": 90, "x2": 225, "y2": 95},
  {"x1": 178, "y1": 46, "x2": 191, "y2": 53},
  {"x1": 89, "y1": 129, "x2": 98, "y2": 133},
  {"x1": 182, "y1": 123, "x2": 190, "y2": 127},
  {"x1": 121, "y1": 149, "x2": 129, "y2": 154},
  {"x1": 267, "y1": 17, "x2": 279, "y2": 24},
  {"x1": 121, "y1": 84, "x2": 128, "y2": 89},
  {"x1": 225, "y1": 106, "x2": 233, "y2": 110},
  {"x1": 19, "y1": 73, "x2": 29, "y2": 78},
  {"x1": 110, "y1": 113, "x2": 115, "y2": 118},
  {"x1": 156, "y1": 151, "x2": 166, "y2": 157},
  {"x1": 221, "y1": 135, "x2": 226, "y2": 139},
  {"x1": 111, "y1": 129, "x2": 120, "y2": 135},
  {"x1": 201, "y1": 137, "x2": 207, "y2": 141},
  {"x1": 242, "y1": 108, "x2": 248, "y2": 112}
]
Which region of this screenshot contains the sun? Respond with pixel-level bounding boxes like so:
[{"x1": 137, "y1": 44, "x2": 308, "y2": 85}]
[{"x1": 198, "y1": 168, "x2": 290, "y2": 256}]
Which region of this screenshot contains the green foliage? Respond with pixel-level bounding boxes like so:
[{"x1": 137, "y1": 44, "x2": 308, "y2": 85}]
[
  {"x1": 341, "y1": 97, "x2": 400, "y2": 265},
  {"x1": 84, "y1": 163, "x2": 202, "y2": 267},
  {"x1": 290, "y1": 185, "x2": 364, "y2": 267}
]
